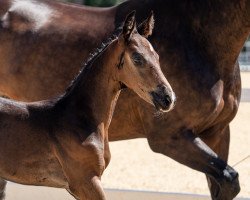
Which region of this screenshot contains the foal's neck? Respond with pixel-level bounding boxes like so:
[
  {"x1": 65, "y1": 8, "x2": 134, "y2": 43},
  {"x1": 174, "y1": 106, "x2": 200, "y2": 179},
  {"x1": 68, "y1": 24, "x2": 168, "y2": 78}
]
[{"x1": 59, "y1": 40, "x2": 121, "y2": 132}]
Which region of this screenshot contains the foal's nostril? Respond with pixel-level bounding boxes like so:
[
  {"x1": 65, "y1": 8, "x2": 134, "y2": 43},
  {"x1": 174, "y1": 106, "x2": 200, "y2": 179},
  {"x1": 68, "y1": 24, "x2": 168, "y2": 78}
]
[
  {"x1": 164, "y1": 95, "x2": 172, "y2": 107},
  {"x1": 151, "y1": 85, "x2": 175, "y2": 111}
]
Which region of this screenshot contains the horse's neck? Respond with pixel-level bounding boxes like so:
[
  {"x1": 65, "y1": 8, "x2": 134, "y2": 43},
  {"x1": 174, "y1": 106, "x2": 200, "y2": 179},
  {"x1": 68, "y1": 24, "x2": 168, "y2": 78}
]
[
  {"x1": 204, "y1": 0, "x2": 250, "y2": 76},
  {"x1": 59, "y1": 41, "x2": 121, "y2": 131},
  {"x1": 155, "y1": 0, "x2": 250, "y2": 74}
]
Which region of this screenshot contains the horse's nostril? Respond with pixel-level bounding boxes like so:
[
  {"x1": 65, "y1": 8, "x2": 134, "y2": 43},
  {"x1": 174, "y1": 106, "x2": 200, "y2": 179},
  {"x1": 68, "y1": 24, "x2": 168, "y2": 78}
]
[
  {"x1": 172, "y1": 92, "x2": 176, "y2": 104},
  {"x1": 151, "y1": 88, "x2": 175, "y2": 111}
]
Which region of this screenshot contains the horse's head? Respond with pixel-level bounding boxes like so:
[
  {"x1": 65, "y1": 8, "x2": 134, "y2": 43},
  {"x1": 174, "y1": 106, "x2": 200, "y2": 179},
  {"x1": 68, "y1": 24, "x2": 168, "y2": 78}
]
[{"x1": 116, "y1": 11, "x2": 175, "y2": 112}]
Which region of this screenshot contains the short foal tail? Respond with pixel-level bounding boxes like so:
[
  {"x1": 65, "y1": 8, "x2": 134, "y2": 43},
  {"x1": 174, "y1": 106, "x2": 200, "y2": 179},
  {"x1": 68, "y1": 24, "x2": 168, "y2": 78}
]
[{"x1": 0, "y1": 179, "x2": 6, "y2": 200}]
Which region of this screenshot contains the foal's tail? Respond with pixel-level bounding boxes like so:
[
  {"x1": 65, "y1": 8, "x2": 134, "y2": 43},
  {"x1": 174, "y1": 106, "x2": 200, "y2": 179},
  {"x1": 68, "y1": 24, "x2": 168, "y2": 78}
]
[{"x1": 0, "y1": 179, "x2": 6, "y2": 200}]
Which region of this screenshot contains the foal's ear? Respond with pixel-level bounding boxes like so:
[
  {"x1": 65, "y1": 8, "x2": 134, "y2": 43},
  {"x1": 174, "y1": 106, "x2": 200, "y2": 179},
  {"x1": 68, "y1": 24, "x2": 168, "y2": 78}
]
[
  {"x1": 138, "y1": 11, "x2": 155, "y2": 38},
  {"x1": 123, "y1": 11, "x2": 137, "y2": 43}
]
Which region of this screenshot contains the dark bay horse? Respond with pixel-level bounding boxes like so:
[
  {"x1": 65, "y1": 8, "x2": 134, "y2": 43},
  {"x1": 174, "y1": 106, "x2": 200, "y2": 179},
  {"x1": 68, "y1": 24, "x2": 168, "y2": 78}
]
[
  {"x1": 0, "y1": 12, "x2": 175, "y2": 200},
  {"x1": 1, "y1": 0, "x2": 250, "y2": 199}
]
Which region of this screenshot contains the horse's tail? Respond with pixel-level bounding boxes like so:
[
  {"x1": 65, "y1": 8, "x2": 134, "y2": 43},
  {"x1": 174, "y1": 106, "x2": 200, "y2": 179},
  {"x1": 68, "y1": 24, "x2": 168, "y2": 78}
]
[{"x1": 0, "y1": 179, "x2": 6, "y2": 200}]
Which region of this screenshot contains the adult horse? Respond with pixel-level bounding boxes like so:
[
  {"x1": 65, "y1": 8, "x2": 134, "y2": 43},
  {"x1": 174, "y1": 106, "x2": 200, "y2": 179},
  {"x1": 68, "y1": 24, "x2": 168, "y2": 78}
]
[{"x1": 0, "y1": 0, "x2": 250, "y2": 199}]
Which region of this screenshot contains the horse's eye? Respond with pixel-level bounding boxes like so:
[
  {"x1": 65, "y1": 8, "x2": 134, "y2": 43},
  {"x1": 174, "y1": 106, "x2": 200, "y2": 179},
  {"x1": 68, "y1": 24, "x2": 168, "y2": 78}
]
[{"x1": 132, "y1": 52, "x2": 144, "y2": 66}]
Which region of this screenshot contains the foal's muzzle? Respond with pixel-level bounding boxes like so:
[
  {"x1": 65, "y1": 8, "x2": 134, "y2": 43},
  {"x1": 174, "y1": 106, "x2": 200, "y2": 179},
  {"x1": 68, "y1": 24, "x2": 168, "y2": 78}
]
[{"x1": 150, "y1": 85, "x2": 176, "y2": 112}]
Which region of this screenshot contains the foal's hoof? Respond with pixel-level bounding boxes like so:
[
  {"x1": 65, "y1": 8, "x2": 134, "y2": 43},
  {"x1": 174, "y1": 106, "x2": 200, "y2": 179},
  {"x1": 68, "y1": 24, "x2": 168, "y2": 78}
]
[{"x1": 213, "y1": 166, "x2": 240, "y2": 200}]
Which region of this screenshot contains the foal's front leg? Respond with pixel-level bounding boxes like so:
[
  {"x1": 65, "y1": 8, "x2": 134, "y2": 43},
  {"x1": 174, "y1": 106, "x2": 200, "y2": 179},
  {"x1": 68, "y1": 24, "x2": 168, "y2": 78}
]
[
  {"x1": 51, "y1": 125, "x2": 108, "y2": 200},
  {"x1": 61, "y1": 144, "x2": 107, "y2": 200},
  {"x1": 68, "y1": 175, "x2": 106, "y2": 200},
  {"x1": 65, "y1": 139, "x2": 107, "y2": 200}
]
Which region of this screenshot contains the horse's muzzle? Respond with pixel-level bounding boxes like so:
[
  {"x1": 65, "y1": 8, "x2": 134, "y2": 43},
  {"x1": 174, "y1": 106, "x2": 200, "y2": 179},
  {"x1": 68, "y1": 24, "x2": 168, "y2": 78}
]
[{"x1": 150, "y1": 85, "x2": 176, "y2": 112}]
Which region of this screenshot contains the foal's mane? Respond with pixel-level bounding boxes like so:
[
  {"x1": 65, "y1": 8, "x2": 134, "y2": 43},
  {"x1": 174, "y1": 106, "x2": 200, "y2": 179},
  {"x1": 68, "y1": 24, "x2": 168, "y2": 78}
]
[{"x1": 58, "y1": 34, "x2": 119, "y2": 101}]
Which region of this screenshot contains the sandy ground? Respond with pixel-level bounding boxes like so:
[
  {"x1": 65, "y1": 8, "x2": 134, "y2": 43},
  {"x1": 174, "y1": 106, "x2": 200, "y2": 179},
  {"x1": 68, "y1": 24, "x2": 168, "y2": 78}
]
[
  {"x1": 242, "y1": 73, "x2": 250, "y2": 88},
  {"x1": 4, "y1": 72, "x2": 250, "y2": 199}
]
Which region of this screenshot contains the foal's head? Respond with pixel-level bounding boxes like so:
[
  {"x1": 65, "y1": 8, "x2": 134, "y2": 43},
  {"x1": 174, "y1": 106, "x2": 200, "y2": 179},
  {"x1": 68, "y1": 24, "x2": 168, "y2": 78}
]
[{"x1": 115, "y1": 11, "x2": 175, "y2": 112}]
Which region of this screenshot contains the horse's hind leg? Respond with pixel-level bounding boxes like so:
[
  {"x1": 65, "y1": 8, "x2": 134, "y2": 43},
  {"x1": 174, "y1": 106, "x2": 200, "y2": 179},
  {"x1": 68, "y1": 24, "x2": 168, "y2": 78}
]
[
  {"x1": 0, "y1": 178, "x2": 6, "y2": 200},
  {"x1": 202, "y1": 126, "x2": 240, "y2": 200}
]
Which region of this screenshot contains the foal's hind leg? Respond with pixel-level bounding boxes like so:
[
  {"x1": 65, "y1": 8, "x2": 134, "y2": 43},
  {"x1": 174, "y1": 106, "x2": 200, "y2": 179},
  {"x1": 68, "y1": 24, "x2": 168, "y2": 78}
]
[
  {"x1": 202, "y1": 126, "x2": 240, "y2": 200},
  {"x1": 0, "y1": 178, "x2": 6, "y2": 200}
]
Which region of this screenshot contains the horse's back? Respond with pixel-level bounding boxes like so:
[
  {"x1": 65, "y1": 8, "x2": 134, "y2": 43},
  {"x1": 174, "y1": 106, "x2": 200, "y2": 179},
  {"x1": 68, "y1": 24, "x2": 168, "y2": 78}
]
[
  {"x1": 0, "y1": 0, "x2": 117, "y2": 101},
  {"x1": 0, "y1": 0, "x2": 116, "y2": 39}
]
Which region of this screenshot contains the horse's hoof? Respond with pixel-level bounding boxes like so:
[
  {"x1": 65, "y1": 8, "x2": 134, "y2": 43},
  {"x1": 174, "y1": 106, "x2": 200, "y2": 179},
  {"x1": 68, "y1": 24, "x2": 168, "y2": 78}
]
[{"x1": 213, "y1": 166, "x2": 240, "y2": 200}]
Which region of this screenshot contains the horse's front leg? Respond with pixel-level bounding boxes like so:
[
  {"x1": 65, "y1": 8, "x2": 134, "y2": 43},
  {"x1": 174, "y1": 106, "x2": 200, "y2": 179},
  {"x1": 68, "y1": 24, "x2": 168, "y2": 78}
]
[
  {"x1": 201, "y1": 125, "x2": 239, "y2": 200},
  {"x1": 52, "y1": 126, "x2": 108, "y2": 200},
  {"x1": 147, "y1": 129, "x2": 240, "y2": 200},
  {"x1": 68, "y1": 175, "x2": 106, "y2": 200}
]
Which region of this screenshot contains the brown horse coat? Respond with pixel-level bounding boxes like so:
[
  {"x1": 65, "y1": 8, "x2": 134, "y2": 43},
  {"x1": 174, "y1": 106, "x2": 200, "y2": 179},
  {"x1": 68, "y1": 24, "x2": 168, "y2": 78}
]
[
  {"x1": 0, "y1": 12, "x2": 174, "y2": 200},
  {"x1": 1, "y1": 0, "x2": 250, "y2": 199}
]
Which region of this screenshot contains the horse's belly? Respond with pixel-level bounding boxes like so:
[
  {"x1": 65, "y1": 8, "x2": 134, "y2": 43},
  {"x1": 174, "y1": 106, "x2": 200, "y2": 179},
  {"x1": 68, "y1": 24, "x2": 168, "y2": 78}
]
[{"x1": 0, "y1": 156, "x2": 68, "y2": 188}]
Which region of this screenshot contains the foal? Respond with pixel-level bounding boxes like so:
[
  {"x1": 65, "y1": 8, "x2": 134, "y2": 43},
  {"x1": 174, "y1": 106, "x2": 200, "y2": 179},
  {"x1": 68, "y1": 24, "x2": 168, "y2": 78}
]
[{"x1": 0, "y1": 12, "x2": 175, "y2": 200}]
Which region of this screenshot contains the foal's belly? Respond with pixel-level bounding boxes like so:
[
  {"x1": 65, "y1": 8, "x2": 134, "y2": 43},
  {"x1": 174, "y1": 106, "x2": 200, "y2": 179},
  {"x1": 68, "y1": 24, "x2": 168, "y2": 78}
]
[
  {"x1": 0, "y1": 119, "x2": 68, "y2": 188},
  {"x1": 0, "y1": 153, "x2": 68, "y2": 188}
]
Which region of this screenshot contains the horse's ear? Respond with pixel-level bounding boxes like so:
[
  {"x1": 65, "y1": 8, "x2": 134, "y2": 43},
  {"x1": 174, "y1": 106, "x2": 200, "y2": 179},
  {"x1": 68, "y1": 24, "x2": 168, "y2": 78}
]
[
  {"x1": 138, "y1": 11, "x2": 155, "y2": 38},
  {"x1": 123, "y1": 11, "x2": 137, "y2": 43}
]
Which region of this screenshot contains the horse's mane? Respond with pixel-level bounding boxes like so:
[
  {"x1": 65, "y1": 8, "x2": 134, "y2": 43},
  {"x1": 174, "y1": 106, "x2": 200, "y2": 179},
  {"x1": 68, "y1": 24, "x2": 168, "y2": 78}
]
[{"x1": 57, "y1": 33, "x2": 119, "y2": 102}]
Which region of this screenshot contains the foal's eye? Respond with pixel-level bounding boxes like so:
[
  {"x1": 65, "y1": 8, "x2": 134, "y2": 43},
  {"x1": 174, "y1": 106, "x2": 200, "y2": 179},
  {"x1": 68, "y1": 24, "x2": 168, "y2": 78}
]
[{"x1": 131, "y1": 52, "x2": 144, "y2": 66}]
